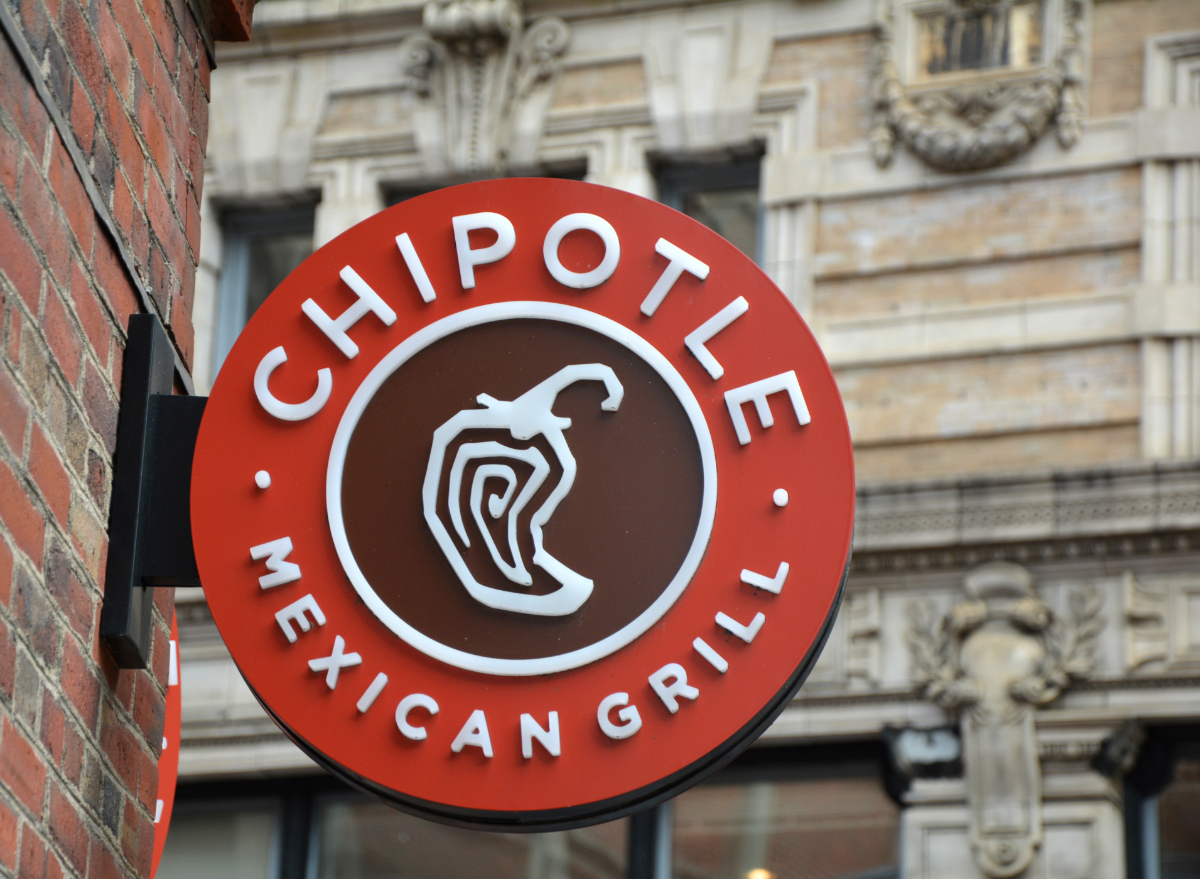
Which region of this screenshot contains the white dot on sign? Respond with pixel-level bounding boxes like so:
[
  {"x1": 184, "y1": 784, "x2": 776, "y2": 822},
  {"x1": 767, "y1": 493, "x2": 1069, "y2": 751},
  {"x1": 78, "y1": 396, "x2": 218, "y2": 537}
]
[
  {"x1": 773, "y1": 488, "x2": 789, "y2": 507},
  {"x1": 255, "y1": 470, "x2": 271, "y2": 489}
]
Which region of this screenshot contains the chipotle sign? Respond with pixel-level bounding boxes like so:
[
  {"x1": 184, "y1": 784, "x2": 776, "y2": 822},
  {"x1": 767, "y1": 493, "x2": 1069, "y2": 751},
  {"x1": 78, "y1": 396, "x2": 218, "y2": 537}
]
[{"x1": 192, "y1": 179, "x2": 854, "y2": 828}]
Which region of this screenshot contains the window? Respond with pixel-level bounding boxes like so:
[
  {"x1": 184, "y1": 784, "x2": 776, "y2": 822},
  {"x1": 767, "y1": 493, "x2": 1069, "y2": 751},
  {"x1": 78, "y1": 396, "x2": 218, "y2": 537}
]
[
  {"x1": 915, "y1": 0, "x2": 1043, "y2": 80},
  {"x1": 657, "y1": 161, "x2": 761, "y2": 264},
  {"x1": 155, "y1": 800, "x2": 281, "y2": 879},
  {"x1": 213, "y1": 206, "x2": 316, "y2": 375},
  {"x1": 1159, "y1": 754, "x2": 1200, "y2": 878},
  {"x1": 312, "y1": 797, "x2": 628, "y2": 879},
  {"x1": 161, "y1": 744, "x2": 897, "y2": 879},
  {"x1": 671, "y1": 754, "x2": 900, "y2": 879}
]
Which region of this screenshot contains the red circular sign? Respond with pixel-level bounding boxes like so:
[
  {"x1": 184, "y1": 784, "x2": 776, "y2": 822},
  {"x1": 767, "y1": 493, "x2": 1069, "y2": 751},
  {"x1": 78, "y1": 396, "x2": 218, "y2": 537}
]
[{"x1": 192, "y1": 179, "x2": 854, "y2": 829}]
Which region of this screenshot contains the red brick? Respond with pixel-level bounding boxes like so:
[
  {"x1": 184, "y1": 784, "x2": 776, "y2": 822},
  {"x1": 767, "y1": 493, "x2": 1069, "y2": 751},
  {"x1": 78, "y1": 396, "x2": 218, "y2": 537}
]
[
  {"x1": 39, "y1": 693, "x2": 67, "y2": 768},
  {"x1": 61, "y1": 635, "x2": 99, "y2": 730},
  {"x1": 1, "y1": 716, "x2": 47, "y2": 813},
  {"x1": 61, "y1": 723, "x2": 83, "y2": 787},
  {"x1": 135, "y1": 77, "x2": 172, "y2": 175},
  {"x1": 198, "y1": 39, "x2": 211, "y2": 94},
  {"x1": 69, "y1": 264, "x2": 111, "y2": 368},
  {"x1": 48, "y1": 782, "x2": 88, "y2": 874},
  {"x1": 42, "y1": 287, "x2": 84, "y2": 387},
  {"x1": 130, "y1": 203, "x2": 150, "y2": 266},
  {"x1": 114, "y1": 664, "x2": 134, "y2": 711},
  {"x1": 87, "y1": 833, "x2": 123, "y2": 879},
  {"x1": 146, "y1": 0, "x2": 178, "y2": 74},
  {"x1": 69, "y1": 502, "x2": 107, "y2": 588},
  {"x1": 183, "y1": 179, "x2": 200, "y2": 256},
  {"x1": 0, "y1": 538, "x2": 11, "y2": 607},
  {"x1": 103, "y1": 85, "x2": 145, "y2": 206},
  {"x1": 99, "y1": 716, "x2": 140, "y2": 793},
  {"x1": 18, "y1": 822, "x2": 49, "y2": 879},
  {"x1": 0, "y1": 365, "x2": 29, "y2": 455},
  {"x1": 12, "y1": 565, "x2": 62, "y2": 667},
  {"x1": 146, "y1": 171, "x2": 179, "y2": 253},
  {"x1": 47, "y1": 135, "x2": 95, "y2": 259},
  {"x1": 0, "y1": 462, "x2": 44, "y2": 568},
  {"x1": 18, "y1": 158, "x2": 70, "y2": 288},
  {"x1": 96, "y1": 1, "x2": 132, "y2": 101},
  {"x1": 0, "y1": 797, "x2": 15, "y2": 871},
  {"x1": 136, "y1": 809, "x2": 154, "y2": 876},
  {"x1": 0, "y1": 208, "x2": 44, "y2": 313},
  {"x1": 46, "y1": 538, "x2": 94, "y2": 640},
  {"x1": 168, "y1": 288, "x2": 193, "y2": 366},
  {"x1": 69, "y1": 72, "x2": 96, "y2": 157},
  {"x1": 131, "y1": 670, "x2": 164, "y2": 746},
  {"x1": 0, "y1": 109, "x2": 19, "y2": 196},
  {"x1": 112, "y1": 0, "x2": 156, "y2": 83},
  {"x1": 29, "y1": 423, "x2": 72, "y2": 529},
  {"x1": 112, "y1": 170, "x2": 133, "y2": 240},
  {"x1": 82, "y1": 359, "x2": 118, "y2": 455},
  {"x1": 0, "y1": 47, "x2": 49, "y2": 157},
  {"x1": 61, "y1": 0, "x2": 105, "y2": 103},
  {"x1": 136, "y1": 750, "x2": 156, "y2": 813},
  {"x1": 93, "y1": 235, "x2": 139, "y2": 330}
]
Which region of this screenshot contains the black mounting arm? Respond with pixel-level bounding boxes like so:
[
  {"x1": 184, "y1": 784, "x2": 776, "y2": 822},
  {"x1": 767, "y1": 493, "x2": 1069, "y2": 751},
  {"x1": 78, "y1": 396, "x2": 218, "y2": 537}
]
[{"x1": 99, "y1": 314, "x2": 206, "y2": 669}]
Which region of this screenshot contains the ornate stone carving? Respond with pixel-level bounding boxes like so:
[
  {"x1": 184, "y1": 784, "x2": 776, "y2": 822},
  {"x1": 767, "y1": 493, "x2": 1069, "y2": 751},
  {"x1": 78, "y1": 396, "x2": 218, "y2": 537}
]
[
  {"x1": 870, "y1": 0, "x2": 1085, "y2": 172},
  {"x1": 908, "y1": 563, "x2": 1102, "y2": 878},
  {"x1": 398, "y1": 1, "x2": 569, "y2": 175}
]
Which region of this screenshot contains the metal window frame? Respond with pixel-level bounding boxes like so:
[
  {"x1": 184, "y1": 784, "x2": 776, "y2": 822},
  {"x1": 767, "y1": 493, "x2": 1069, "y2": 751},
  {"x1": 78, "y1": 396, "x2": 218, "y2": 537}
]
[
  {"x1": 213, "y1": 207, "x2": 316, "y2": 376},
  {"x1": 655, "y1": 159, "x2": 764, "y2": 266}
]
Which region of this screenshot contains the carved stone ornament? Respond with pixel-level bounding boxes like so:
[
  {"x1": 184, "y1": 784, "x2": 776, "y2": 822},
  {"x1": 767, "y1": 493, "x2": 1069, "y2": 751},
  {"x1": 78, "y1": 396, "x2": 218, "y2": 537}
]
[
  {"x1": 908, "y1": 563, "x2": 1102, "y2": 878},
  {"x1": 398, "y1": 0, "x2": 569, "y2": 175},
  {"x1": 870, "y1": 0, "x2": 1085, "y2": 172}
]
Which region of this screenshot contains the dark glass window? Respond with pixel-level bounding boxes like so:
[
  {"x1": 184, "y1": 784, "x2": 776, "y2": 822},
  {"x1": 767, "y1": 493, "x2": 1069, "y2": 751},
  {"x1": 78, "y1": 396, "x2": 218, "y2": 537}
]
[
  {"x1": 657, "y1": 161, "x2": 761, "y2": 263},
  {"x1": 917, "y1": 1, "x2": 1043, "y2": 79},
  {"x1": 1160, "y1": 757, "x2": 1200, "y2": 878},
  {"x1": 214, "y1": 207, "x2": 315, "y2": 374},
  {"x1": 671, "y1": 773, "x2": 900, "y2": 879}
]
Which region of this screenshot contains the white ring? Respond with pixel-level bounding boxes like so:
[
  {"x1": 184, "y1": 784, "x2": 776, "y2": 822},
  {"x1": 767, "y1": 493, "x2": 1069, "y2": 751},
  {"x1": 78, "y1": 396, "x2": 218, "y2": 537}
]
[
  {"x1": 542, "y1": 214, "x2": 621, "y2": 289},
  {"x1": 327, "y1": 302, "x2": 717, "y2": 676}
]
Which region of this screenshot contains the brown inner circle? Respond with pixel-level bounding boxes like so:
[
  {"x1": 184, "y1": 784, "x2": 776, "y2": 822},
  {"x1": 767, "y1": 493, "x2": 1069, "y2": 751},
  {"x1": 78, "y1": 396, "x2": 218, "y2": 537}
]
[{"x1": 339, "y1": 318, "x2": 706, "y2": 661}]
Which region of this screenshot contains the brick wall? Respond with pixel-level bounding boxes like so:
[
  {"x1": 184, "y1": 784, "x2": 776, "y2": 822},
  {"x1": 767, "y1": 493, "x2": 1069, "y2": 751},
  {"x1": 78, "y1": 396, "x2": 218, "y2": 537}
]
[{"x1": 0, "y1": 0, "x2": 249, "y2": 875}]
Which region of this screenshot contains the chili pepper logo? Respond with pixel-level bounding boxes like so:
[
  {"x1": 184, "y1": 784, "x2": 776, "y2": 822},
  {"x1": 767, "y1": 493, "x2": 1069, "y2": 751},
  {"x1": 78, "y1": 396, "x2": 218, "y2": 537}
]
[{"x1": 423, "y1": 364, "x2": 624, "y2": 616}]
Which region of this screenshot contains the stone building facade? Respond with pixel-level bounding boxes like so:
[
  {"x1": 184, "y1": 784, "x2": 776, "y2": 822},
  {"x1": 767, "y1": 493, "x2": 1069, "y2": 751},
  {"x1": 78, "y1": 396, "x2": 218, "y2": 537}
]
[
  {"x1": 0, "y1": 0, "x2": 252, "y2": 876},
  {"x1": 170, "y1": 1, "x2": 1200, "y2": 878}
]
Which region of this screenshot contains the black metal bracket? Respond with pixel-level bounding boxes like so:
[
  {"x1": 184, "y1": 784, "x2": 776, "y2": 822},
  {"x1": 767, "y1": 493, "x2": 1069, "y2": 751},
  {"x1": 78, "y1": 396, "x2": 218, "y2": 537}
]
[{"x1": 100, "y1": 314, "x2": 206, "y2": 669}]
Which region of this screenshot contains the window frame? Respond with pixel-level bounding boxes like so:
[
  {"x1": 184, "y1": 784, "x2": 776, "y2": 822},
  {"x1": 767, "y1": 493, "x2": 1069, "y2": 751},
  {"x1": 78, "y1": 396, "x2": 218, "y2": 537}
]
[
  {"x1": 655, "y1": 159, "x2": 764, "y2": 266},
  {"x1": 213, "y1": 206, "x2": 316, "y2": 376}
]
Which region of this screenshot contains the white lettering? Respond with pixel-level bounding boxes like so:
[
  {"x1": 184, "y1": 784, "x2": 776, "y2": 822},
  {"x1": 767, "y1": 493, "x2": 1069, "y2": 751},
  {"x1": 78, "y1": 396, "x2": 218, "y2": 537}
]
[
  {"x1": 254, "y1": 347, "x2": 332, "y2": 422},
  {"x1": 741, "y1": 562, "x2": 789, "y2": 595},
  {"x1": 597, "y1": 692, "x2": 642, "y2": 740},
  {"x1": 692, "y1": 637, "x2": 728, "y2": 673},
  {"x1": 451, "y1": 709, "x2": 493, "y2": 757},
  {"x1": 520, "y1": 712, "x2": 561, "y2": 758},
  {"x1": 249, "y1": 537, "x2": 301, "y2": 589},
  {"x1": 274, "y1": 594, "x2": 326, "y2": 643},
  {"x1": 543, "y1": 213, "x2": 620, "y2": 289},
  {"x1": 396, "y1": 693, "x2": 439, "y2": 740},
  {"x1": 716, "y1": 611, "x2": 765, "y2": 643},
  {"x1": 357, "y1": 673, "x2": 388, "y2": 713},
  {"x1": 641, "y1": 239, "x2": 709, "y2": 317},
  {"x1": 396, "y1": 233, "x2": 437, "y2": 303},
  {"x1": 302, "y1": 267, "x2": 397, "y2": 359},
  {"x1": 685, "y1": 297, "x2": 748, "y2": 380},
  {"x1": 453, "y1": 213, "x2": 516, "y2": 289},
  {"x1": 648, "y1": 663, "x2": 699, "y2": 714},
  {"x1": 307, "y1": 635, "x2": 362, "y2": 689},
  {"x1": 724, "y1": 371, "x2": 810, "y2": 445}
]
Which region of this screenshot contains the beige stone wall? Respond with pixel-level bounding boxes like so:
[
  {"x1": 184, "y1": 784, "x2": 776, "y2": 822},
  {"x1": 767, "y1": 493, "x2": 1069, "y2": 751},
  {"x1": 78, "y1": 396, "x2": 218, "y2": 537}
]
[
  {"x1": 764, "y1": 32, "x2": 874, "y2": 150},
  {"x1": 1092, "y1": 0, "x2": 1200, "y2": 117}
]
